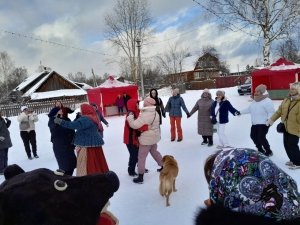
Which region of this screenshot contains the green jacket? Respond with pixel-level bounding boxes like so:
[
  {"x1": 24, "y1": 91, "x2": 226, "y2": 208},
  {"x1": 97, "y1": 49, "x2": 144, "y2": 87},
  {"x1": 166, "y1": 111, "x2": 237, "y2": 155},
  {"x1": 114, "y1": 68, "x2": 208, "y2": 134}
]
[{"x1": 271, "y1": 96, "x2": 300, "y2": 137}]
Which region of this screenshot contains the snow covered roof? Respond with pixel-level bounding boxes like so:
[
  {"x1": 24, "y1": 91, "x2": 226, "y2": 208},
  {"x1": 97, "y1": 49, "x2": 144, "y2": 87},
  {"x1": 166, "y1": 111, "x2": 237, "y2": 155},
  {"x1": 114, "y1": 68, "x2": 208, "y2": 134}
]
[
  {"x1": 14, "y1": 71, "x2": 47, "y2": 91},
  {"x1": 30, "y1": 89, "x2": 86, "y2": 100},
  {"x1": 258, "y1": 58, "x2": 300, "y2": 71},
  {"x1": 98, "y1": 76, "x2": 136, "y2": 88},
  {"x1": 74, "y1": 82, "x2": 93, "y2": 90},
  {"x1": 13, "y1": 70, "x2": 86, "y2": 100}
]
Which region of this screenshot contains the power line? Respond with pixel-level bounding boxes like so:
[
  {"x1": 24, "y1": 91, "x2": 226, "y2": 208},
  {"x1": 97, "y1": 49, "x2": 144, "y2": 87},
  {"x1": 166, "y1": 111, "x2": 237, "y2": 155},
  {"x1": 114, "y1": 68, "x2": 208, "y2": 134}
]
[{"x1": 0, "y1": 28, "x2": 118, "y2": 57}]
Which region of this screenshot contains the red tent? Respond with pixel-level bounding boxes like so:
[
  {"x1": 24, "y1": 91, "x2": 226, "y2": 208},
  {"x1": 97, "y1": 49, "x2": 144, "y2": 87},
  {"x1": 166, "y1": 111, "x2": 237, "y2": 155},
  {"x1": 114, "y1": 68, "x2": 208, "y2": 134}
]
[
  {"x1": 87, "y1": 76, "x2": 139, "y2": 116},
  {"x1": 251, "y1": 58, "x2": 300, "y2": 99}
]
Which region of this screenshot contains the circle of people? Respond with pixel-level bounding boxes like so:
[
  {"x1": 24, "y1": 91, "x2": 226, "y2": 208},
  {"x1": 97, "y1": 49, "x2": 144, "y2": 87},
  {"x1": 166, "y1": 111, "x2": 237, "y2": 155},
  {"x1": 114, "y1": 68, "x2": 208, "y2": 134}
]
[{"x1": 1, "y1": 83, "x2": 300, "y2": 221}]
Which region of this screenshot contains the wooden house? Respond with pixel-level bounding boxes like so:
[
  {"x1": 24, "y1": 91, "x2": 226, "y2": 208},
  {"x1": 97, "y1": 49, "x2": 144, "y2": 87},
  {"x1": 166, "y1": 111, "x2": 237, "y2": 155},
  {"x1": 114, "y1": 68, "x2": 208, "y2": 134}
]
[{"x1": 10, "y1": 69, "x2": 87, "y2": 103}]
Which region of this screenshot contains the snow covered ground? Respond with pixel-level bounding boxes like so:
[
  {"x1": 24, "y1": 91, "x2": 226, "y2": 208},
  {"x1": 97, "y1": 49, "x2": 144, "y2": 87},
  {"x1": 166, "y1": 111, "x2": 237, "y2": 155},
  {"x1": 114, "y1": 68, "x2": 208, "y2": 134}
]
[{"x1": 1, "y1": 86, "x2": 299, "y2": 225}]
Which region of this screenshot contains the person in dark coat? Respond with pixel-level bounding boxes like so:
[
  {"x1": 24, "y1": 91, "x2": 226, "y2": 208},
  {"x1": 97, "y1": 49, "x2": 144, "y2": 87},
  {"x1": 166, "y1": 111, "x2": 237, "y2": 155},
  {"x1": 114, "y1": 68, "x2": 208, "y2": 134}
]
[
  {"x1": 0, "y1": 111, "x2": 12, "y2": 174},
  {"x1": 115, "y1": 94, "x2": 125, "y2": 116},
  {"x1": 149, "y1": 88, "x2": 165, "y2": 125},
  {"x1": 90, "y1": 103, "x2": 109, "y2": 138},
  {"x1": 123, "y1": 93, "x2": 131, "y2": 112},
  {"x1": 48, "y1": 107, "x2": 76, "y2": 176},
  {"x1": 189, "y1": 89, "x2": 214, "y2": 146},
  {"x1": 211, "y1": 90, "x2": 240, "y2": 148},
  {"x1": 54, "y1": 103, "x2": 109, "y2": 176},
  {"x1": 123, "y1": 99, "x2": 140, "y2": 176}
]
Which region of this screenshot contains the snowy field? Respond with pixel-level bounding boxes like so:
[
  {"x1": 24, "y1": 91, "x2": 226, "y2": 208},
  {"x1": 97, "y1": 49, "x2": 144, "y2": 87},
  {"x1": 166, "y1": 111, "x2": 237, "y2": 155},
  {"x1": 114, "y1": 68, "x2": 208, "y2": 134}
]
[{"x1": 1, "y1": 86, "x2": 299, "y2": 225}]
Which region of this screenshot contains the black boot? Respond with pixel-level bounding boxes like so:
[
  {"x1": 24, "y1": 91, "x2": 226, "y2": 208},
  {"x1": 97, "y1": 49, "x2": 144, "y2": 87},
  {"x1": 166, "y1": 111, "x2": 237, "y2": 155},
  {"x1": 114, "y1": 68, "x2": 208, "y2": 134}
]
[
  {"x1": 133, "y1": 174, "x2": 144, "y2": 184},
  {"x1": 128, "y1": 167, "x2": 137, "y2": 176}
]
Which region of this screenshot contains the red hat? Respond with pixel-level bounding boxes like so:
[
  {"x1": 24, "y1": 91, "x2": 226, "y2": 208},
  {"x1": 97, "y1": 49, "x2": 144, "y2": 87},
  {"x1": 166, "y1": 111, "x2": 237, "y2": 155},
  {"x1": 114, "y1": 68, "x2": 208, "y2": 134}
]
[{"x1": 80, "y1": 103, "x2": 99, "y2": 125}]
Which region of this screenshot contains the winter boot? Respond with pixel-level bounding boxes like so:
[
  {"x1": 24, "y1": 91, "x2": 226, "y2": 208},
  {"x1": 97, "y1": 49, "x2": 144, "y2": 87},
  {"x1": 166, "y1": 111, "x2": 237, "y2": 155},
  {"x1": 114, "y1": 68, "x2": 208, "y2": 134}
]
[
  {"x1": 128, "y1": 167, "x2": 137, "y2": 176},
  {"x1": 133, "y1": 174, "x2": 144, "y2": 184}
]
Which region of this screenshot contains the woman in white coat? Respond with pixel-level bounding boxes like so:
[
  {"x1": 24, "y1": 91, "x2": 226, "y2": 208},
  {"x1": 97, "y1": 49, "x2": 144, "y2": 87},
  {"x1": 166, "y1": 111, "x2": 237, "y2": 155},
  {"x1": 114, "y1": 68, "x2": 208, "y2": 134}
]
[
  {"x1": 240, "y1": 84, "x2": 275, "y2": 156},
  {"x1": 127, "y1": 97, "x2": 163, "y2": 184}
]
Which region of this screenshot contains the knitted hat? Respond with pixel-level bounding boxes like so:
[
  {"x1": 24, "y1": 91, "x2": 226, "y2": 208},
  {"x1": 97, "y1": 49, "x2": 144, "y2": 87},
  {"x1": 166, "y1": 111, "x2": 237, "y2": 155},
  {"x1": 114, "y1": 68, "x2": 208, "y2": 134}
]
[
  {"x1": 216, "y1": 90, "x2": 225, "y2": 96},
  {"x1": 290, "y1": 82, "x2": 300, "y2": 94},
  {"x1": 80, "y1": 103, "x2": 99, "y2": 125},
  {"x1": 21, "y1": 106, "x2": 28, "y2": 112},
  {"x1": 255, "y1": 84, "x2": 267, "y2": 95},
  {"x1": 203, "y1": 88, "x2": 210, "y2": 93},
  {"x1": 143, "y1": 97, "x2": 156, "y2": 107},
  {"x1": 173, "y1": 88, "x2": 180, "y2": 95}
]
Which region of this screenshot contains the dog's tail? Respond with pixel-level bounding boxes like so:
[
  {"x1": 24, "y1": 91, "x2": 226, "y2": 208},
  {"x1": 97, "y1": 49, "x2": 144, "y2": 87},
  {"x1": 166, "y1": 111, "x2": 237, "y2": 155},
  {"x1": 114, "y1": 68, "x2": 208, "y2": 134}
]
[{"x1": 159, "y1": 177, "x2": 173, "y2": 196}]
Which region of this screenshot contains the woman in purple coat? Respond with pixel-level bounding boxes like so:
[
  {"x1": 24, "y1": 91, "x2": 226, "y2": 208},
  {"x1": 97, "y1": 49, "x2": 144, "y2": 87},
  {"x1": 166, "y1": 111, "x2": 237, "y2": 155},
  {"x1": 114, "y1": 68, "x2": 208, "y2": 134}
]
[{"x1": 115, "y1": 94, "x2": 125, "y2": 116}]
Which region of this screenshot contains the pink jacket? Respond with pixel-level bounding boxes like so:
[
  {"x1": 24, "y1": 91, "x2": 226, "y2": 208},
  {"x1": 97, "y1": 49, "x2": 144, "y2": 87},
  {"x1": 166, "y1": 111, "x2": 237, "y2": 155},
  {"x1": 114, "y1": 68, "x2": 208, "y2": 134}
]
[{"x1": 127, "y1": 106, "x2": 160, "y2": 145}]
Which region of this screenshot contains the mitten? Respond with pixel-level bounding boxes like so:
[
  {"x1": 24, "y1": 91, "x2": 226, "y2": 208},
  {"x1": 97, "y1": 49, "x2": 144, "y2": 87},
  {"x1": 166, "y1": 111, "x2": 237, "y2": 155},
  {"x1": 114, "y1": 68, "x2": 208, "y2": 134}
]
[
  {"x1": 162, "y1": 113, "x2": 166, "y2": 118},
  {"x1": 54, "y1": 117, "x2": 63, "y2": 125},
  {"x1": 0, "y1": 136, "x2": 5, "y2": 141},
  {"x1": 139, "y1": 124, "x2": 148, "y2": 132},
  {"x1": 235, "y1": 111, "x2": 241, "y2": 116},
  {"x1": 186, "y1": 112, "x2": 190, "y2": 118},
  {"x1": 106, "y1": 123, "x2": 109, "y2": 127}
]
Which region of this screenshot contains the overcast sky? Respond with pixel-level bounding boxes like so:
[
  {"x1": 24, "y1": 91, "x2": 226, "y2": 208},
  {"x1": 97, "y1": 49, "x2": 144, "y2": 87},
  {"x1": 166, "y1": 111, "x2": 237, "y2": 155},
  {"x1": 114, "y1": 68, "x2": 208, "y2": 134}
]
[{"x1": 0, "y1": 0, "x2": 267, "y2": 78}]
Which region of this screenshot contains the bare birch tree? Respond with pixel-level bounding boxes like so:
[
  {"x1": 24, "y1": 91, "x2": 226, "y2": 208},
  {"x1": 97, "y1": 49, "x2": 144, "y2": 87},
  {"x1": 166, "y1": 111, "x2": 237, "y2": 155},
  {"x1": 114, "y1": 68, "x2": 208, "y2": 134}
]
[
  {"x1": 195, "y1": 0, "x2": 300, "y2": 66},
  {"x1": 104, "y1": 0, "x2": 151, "y2": 81}
]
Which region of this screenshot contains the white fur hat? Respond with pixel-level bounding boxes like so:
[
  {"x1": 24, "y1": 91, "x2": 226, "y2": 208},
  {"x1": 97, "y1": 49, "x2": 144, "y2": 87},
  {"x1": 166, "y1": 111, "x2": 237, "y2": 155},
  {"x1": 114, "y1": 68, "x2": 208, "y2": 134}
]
[{"x1": 21, "y1": 106, "x2": 28, "y2": 112}]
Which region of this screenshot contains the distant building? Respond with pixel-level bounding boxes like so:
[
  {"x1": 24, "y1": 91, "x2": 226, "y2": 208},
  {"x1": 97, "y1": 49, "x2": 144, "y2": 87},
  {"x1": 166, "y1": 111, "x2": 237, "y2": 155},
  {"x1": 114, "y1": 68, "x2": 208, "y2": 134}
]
[{"x1": 10, "y1": 69, "x2": 87, "y2": 103}]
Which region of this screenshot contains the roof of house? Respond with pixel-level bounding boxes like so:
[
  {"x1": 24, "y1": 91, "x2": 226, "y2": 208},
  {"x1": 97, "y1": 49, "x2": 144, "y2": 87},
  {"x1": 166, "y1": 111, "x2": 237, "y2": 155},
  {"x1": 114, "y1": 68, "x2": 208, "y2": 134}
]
[{"x1": 13, "y1": 70, "x2": 86, "y2": 100}]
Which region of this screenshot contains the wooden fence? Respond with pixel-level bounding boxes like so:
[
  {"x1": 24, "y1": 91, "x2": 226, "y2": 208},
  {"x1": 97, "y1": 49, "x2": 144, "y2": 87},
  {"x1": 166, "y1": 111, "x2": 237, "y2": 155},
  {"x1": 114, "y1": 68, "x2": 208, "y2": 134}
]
[{"x1": 0, "y1": 99, "x2": 84, "y2": 117}]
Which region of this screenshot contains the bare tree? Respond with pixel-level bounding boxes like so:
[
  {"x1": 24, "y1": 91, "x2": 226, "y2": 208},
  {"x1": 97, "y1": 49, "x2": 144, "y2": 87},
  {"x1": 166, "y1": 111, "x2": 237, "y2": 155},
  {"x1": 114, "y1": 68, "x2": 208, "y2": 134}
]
[
  {"x1": 0, "y1": 51, "x2": 14, "y2": 92},
  {"x1": 156, "y1": 43, "x2": 190, "y2": 75},
  {"x1": 276, "y1": 38, "x2": 300, "y2": 63},
  {"x1": 197, "y1": 0, "x2": 300, "y2": 66},
  {"x1": 104, "y1": 0, "x2": 151, "y2": 81},
  {"x1": 7, "y1": 67, "x2": 28, "y2": 90}
]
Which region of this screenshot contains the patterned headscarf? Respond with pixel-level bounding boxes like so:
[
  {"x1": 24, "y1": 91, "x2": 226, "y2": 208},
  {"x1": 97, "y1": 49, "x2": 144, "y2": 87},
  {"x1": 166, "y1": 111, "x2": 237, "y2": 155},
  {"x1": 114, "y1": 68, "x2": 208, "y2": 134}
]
[
  {"x1": 80, "y1": 103, "x2": 100, "y2": 125},
  {"x1": 209, "y1": 148, "x2": 300, "y2": 220}
]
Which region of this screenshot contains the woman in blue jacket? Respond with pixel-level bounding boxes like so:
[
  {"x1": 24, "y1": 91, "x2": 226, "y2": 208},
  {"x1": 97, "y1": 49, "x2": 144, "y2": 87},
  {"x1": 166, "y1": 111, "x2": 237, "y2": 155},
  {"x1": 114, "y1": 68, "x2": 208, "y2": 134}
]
[
  {"x1": 165, "y1": 88, "x2": 190, "y2": 142},
  {"x1": 54, "y1": 103, "x2": 109, "y2": 176},
  {"x1": 211, "y1": 90, "x2": 240, "y2": 149}
]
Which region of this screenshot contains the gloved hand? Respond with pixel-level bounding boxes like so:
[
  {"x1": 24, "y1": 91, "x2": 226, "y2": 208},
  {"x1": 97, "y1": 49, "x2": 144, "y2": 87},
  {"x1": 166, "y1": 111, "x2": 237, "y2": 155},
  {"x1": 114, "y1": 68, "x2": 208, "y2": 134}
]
[
  {"x1": 266, "y1": 119, "x2": 274, "y2": 126},
  {"x1": 54, "y1": 117, "x2": 63, "y2": 125},
  {"x1": 106, "y1": 123, "x2": 109, "y2": 127},
  {"x1": 0, "y1": 136, "x2": 5, "y2": 141},
  {"x1": 162, "y1": 113, "x2": 166, "y2": 118},
  {"x1": 187, "y1": 112, "x2": 190, "y2": 118},
  {"x1": 235, "y1": 111, "x2": 241, "y2": 116}
]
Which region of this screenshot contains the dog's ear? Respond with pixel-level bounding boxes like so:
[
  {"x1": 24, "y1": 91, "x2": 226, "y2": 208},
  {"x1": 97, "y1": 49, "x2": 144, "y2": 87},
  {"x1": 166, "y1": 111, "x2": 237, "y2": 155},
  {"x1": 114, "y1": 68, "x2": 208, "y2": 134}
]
[{"x1": 162, "y1": 155, "x2": 166, "y2": 162}]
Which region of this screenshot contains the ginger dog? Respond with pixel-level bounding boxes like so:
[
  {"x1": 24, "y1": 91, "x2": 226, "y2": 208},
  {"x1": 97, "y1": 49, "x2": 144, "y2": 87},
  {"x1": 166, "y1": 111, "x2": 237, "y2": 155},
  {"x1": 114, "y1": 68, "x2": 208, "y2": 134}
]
[{"x1": 159, "y1": 155, "x2": 179, "y2": 207}]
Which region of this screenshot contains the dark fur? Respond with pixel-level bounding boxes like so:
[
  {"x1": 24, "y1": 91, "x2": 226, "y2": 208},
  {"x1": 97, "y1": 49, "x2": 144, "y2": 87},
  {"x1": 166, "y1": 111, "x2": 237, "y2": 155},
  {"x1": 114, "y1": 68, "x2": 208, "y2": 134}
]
[
  {"x1": 195, "y1": 204, "x2": 300, "y2": 225},
  {"x1": 0, "y1": 164, "x2": 119, "y2": 225}
]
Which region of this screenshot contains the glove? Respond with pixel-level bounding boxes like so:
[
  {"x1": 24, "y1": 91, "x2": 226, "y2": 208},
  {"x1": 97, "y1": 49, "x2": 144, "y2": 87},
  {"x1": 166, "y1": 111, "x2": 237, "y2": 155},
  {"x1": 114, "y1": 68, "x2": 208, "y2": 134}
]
[
  {"x1": 139, "y1": 124, "x2": 148, "y2": 132},
  {"x1": 235, "y1": 111, "x2": 241, "y2": 116},
  {"x1": 266, "y1": 119, "x2": 274, "y2": 126},
  {"x1": 162, "y1": 113, "x2": 166, "y2": 118},
  {"x1": 187, "y1": 112, "x2": 190, "y2": 118},
  {"x1": 106, "y1": 123, "x2": 109, "y2": 127},
  {"x1": 54, "y1": 117, "x2": 63, "y2": 125},
  {"x1": 0, "y1": 136, "x2": 5, "y2": 141}
]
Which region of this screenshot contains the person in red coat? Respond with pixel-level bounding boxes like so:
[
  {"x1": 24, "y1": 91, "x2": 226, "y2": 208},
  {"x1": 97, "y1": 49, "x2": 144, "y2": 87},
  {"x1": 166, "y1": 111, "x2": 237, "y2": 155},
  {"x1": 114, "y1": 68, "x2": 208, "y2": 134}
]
[{"x1": 123, "y1": 99, "x2": 148, "y2": 176}]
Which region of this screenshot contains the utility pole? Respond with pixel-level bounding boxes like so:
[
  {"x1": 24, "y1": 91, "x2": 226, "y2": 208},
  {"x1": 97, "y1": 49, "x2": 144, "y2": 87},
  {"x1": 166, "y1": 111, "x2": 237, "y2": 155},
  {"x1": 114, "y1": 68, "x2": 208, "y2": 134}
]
[{"x1": 136, "y1": 36, "x2": 144, "y2": 98}]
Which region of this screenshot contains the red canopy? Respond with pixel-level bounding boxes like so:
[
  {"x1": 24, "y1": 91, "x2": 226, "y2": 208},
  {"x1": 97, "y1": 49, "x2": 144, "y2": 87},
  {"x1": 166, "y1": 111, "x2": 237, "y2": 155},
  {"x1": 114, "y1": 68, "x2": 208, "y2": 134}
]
[
  {"x1": 270, "y1": 58, "x2": 294, "y2": 66},
  {"x1": 87, "y1": 76, "x2": 138, "y2": 116},
  {"x1": 252, "y1": 58, "x2": 300, "y2": 93}
]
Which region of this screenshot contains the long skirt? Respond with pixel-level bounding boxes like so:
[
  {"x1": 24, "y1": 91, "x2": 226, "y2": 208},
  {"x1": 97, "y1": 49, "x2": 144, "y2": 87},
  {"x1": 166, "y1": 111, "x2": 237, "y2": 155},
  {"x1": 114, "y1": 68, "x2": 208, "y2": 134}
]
[{"x1": 76, "y1": 146, "x2": 109, "y2": 176}]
